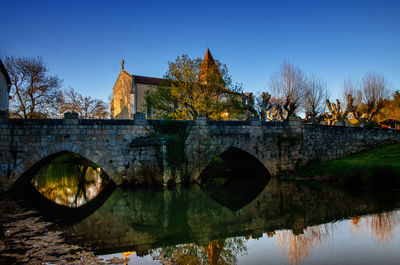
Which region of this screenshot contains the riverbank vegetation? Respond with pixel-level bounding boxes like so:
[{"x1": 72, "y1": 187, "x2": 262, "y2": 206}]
[{"x1": 284, "y1": 143, "x2": 400, "y2": 190}]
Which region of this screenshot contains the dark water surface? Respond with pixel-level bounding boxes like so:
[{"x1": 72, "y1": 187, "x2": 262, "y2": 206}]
[
  {"x1": 62, "y1": 183, "x2": 400, "y2": 265},
  {"x1": 14, "y1": 153, "x2": 400, "y2": 264}
]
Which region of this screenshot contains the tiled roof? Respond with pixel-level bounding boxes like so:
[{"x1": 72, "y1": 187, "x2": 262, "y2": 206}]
[{"x1": 132, "y1": 75, "x2": 165, "y2": 85}]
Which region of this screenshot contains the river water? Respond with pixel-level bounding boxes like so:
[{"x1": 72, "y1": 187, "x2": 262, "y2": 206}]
[
  {"x1": 68, "y1": 184, "x2": 400, "y2": 265},
  {"x1": 5, "y1": 153, "x2": 400, "y2": 264}
]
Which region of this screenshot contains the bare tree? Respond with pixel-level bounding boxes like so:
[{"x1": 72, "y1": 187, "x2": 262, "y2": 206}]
[
  {"x1": 345, "y1": 72, "x2": 390, "y2": 127},
  {"x1": 266, "y1": 97, "x2": 287, "y2": 121},
  {"x1": 241, "y1": 92, "x2": 259, "y2": 120},
  {"x1": 254, "y1": 92, "x2": 271, "y2": 121},
  {"x1": 304, "y1": 74, "x2": 329, "y2": 123},
  {"x1": 270, "y1": 62, "x2": 306, "y2": 120},
  {"x1": 4, "y1": 55, "x2": 62, "y2": 118},
  {"x1": 60, "y1": 87, "x2": 109, "y2": 119},
  {"x1": 325, "y1": 96, "x2": 352, "y2": 126},
  {"x1": 108, "y1": 93, "x2": 114, "y2": 118}
]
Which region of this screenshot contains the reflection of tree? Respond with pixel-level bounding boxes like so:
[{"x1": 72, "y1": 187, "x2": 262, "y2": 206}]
[
  {"x1": 123, "y1": 251, "x2": 134, "y2": 265},
  {"x1": 265, "y1": 231, "x2": 275, "y2": 238},
  {"x1": 350, "y1": 212, "x2": 399, "y2": 244},
  {"x1": 31, "y1": 154, "x2": 110, "y2": 207},
  {"x1": 275, "y1": 224, "x2": 333, "y2": 265},
  {"x1": 204, "y1": 240, "x2": 226, "y2": 265},
  {"x1": 151, "y1": 237, "x2": 247, "y2": 265},
  {"x1": 75, "y1": 163, "x2": 89, "y2": 205}
]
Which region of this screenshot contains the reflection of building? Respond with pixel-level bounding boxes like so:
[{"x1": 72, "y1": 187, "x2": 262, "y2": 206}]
[
  {"x1": 0, "y1": 59, "x2": 11, "y2": 120},
  {"x1": 111, "y1": 49, "x2": 224, "y2": 119}
]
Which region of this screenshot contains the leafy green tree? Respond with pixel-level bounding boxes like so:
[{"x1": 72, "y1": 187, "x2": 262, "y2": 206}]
[{"x1": 145, "y1": 54, "x2": 245, "y2": 120}]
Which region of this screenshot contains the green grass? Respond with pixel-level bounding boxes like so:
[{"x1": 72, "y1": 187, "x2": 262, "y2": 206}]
[{"x1": 286, "y1": 143, "x2": 400, "y2": 190}]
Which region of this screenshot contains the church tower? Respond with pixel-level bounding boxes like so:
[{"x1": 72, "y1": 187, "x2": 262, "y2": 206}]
[{"x1": 197, "y1": 48, "x2": 225, "y2": 87}]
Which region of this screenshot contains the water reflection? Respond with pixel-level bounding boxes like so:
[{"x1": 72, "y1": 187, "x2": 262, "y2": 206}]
[
  {"x1": 64, "y1": 179, "x2": 400, "y2": 260},
  {"x1": 31, "y1": 153, "x2": 110, "y2": 207},
  {"x1": 97, "y1": 209, "x2": 400, "y2": 265},
  {"x1": 150, "y1": 238, "x2": 247, "y2": 265},
  {"x1": 275, "y1": 224, "x2": 334, "y2": 265},
  {"x1": 350, "y1": 211, "x2": 400, "y2": 244}
]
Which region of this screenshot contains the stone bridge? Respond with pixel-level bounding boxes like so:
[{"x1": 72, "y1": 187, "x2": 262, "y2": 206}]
[{"x1": 1, "y1": 116, "x2": 400, "y2": 191}]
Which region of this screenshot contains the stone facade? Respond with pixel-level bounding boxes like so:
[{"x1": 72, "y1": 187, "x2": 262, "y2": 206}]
[
  {"x1": 111, "y1": 69, "x2": 133, "y2": 119},
  {"x1": 1, "y1": 117, "x2": 400, "y2": 191},
  {"x1": 0, "y1": 60, "x2": 11, "y2": 120},
  {"x1": 111, "y1": 68, "x2": 163, "y2": 119},
  {"x1": 111, "y1": 60, "x2": 165, "y2": 119}
]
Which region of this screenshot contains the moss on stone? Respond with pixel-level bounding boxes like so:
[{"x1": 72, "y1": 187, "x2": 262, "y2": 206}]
[{"x1": 149, "y1": 120, "x2": 193, "y2": 181}]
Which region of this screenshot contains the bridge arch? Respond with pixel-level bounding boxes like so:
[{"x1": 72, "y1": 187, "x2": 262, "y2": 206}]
[
  {"x1": 193, "y1": 143, "x2": 273, "y2": 183},
  {"x1": 11, "y1": 149, "x2": 117, "y2": 223},
  {"x1": 198, "y1": 146, "x2": 272, "y2": 210},
  {"x1": 11, "y1": 143, "x2": 116, "y2": 188},
  {"x1": 198, "y1": 145, "x2": 272, "y2": 184}
]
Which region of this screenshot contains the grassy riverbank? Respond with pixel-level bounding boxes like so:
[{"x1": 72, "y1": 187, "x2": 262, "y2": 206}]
[{"x1": 285, "y1": 143, "x2": 400, "y2": 190}]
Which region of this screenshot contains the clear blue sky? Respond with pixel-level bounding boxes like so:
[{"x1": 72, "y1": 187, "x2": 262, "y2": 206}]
[{"x1": 2, "y1": 0, "x2": 400, "y2": 102}]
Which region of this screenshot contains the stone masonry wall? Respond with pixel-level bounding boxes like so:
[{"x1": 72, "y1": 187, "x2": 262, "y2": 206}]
[
  {"x1": 0, "y1": 118, "x2": 165, "y2": 191},
  {"x1": 185, "y1": 118, "x2": 400, "y2": 182},
  {"x1": 1, "y1": 117, "x2": 400, "y2": 191}
]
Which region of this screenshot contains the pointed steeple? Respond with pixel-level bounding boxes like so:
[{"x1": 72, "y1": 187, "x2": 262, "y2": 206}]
[
  {"x1": 203, "y1": 48, "x2": 213, "y2": 63},
  {"x1": 197, "y1": 48, "x2": 225, "y2": 87}
]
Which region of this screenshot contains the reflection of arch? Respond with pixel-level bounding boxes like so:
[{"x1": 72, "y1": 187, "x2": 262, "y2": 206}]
[
  {"x1": 200, "y1": 146, "x2": 271, "y2": 211},
  {"x1": 17, "y1": 178, "x2": 115, "y2": 224}
]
